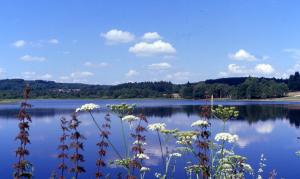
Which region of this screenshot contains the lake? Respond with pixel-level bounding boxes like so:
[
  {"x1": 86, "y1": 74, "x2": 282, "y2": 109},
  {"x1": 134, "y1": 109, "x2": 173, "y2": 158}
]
[{"x1": 1, "y1": 99, "x2": 300, "y2": 178}]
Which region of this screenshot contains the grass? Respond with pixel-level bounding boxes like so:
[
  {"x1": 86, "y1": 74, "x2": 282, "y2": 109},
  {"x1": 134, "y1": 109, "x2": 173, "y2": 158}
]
[{"x1": 0, "y1": 99, "x2": 19, "y2": 104}]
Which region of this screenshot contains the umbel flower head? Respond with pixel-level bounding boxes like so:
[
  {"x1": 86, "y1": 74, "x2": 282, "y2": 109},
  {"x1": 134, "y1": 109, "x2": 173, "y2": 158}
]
[
  {"x1": 135, "y1": 153, "x2": 150, "y2": 160},
  {"x1": 191, "y1": 120, "x2": 209, "y2": 127},
  {"x1": 169, "y1": 152, "x2": 182, "y2": 158},
  {"x1": 212, "y1": 105, "x2": 239, "y2": 121},
  {"x1": 107, "y1": 103, "x2": 136, "y2": 117},
  {"x1": 76, "y1": 103, "x2": 100, "y2": 112},
  {"x1": 140, "y1": 166, "x2": 150, "y2": 172},
  {"x1": 148, "y1": 123, "x2": 166, "y2": 131},
  {"x1": 122, "y1": 115, "x2": 140, "y2": 122},
  {"x1": 215, "y1": 132, "x2": 239, "y2": 143}
]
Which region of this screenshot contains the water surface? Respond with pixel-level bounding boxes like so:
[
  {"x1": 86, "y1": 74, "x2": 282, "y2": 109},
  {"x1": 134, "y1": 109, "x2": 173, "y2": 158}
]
[{"x1": 0, "y1": 99, "x2": 300, "y2": 178}]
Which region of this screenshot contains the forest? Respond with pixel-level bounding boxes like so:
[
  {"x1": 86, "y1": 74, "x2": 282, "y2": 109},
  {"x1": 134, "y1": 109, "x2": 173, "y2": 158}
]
[{"x1": 0, "y1": 72, "x2": 299, "y2": 100}]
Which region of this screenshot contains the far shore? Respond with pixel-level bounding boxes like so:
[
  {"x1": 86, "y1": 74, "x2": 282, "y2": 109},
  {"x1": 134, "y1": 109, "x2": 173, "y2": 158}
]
[{"x1": 1, "y1": 96, "x2": 300, "y2": 105}]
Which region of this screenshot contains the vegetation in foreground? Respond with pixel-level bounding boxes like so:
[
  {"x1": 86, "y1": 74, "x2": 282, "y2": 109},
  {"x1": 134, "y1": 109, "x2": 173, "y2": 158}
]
[
  {"x1": 12, "y1": 86, "x2": 287, "y2": 179},
  {"x1": 5, "y1": 72, "x2": 300, "y2": 100}
]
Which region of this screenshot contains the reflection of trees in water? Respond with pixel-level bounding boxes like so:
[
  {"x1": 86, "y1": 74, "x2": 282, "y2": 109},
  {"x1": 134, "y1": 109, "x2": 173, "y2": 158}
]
[
  {"x1": 136, "y1": 105, "x2": 300, "y2": 128},
  {"x1": 236, "y1": 105, "x2": 288, "y2": 122},
  {"x1": 287, "y1": 109, "x2": 300, "y2": 128},
  {"x1": 0, "y1": 108, "x2": 74, "y2": 119},
  {"x1": 1, "y1": 105, "x2": 300, "y2": 128}
]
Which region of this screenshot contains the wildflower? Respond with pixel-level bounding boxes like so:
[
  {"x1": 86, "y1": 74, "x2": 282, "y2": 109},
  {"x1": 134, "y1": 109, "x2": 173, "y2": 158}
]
[
  {"x1": 174, "y1": 131, "x2": 198, "y2": 145},
  {"x1": 169, "y1": 153, "x2": 182, "y2": 158},
  {"x1": 133, "y1": 140, "x2": 147, "y2": 145},
  {"x1": 216, "y1": 149, "x2": 234, "y2": 155},
  {"x1": 155, "y1": 173, "x2": 162, "y2": 178},
  {"x1": 136, "y1": 153, "x2": 150, "y2": 160},
  {"x1": 122, "y1": 115, "x2": 139, "y2": 122},
  {"x1": 191, "y1": 120, "x2": 209, "y2": 127},
  {"x1": 140, "y1": 167, "x2": 150, "y2": 172},
  {"x1": 160, "y1": 129, "x2": 179, "y2": 135},
  {"x1": 148, "y1": 123, "x2": 166, "y2": 131},
  {"x1": 241, "y1": 163, "x2": 253, "y2": 173},
  {"x1": 76, "y1": 103, "x2": 100, "y2": 112},
  {"x1": 215, "y1": 132, "x2": 239, "y2": 143}
]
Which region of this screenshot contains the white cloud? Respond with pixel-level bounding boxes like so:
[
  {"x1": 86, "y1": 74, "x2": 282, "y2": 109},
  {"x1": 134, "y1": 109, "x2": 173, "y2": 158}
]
[
  {"x1": 71, "y1": 71, "x2": 94, "y2": 78},
  {"x1": 48, "y1": 39, "x2": 59, "y2": 44},
  {"x1": 148, "y1": 62, "x2": 171, "y2": 70},
  {"x1": 84, "y1": 61, "x2": 109, "y2": 68},
  {"x1": 228, "y1": 64, "x2": 246, "y2": 74},
  {"x1": 166, "y1": 71, "x2": 191, "y2": 82},
  {"x1": 254, "y1": 64, "x2": 275, "y2": 74},
  {"x1": 20, "y1": 55, "x2": 46, "y2": 62},
  {"x1": 229, "y1": 49, "x2": 257, "y2": 61},
  {"x1": 126, "y1": 70, "x2": 139, "y2": 77},
  {"x1": 129, "y1": 40, "x2": 176, "y2": 56},
  {"x1": 142, "y1": 32, "x2": 162, "y2": 41},
  {"x1": 101, "y1": 29, "x2": 135, "y2": 44},
  {"x1": 221, "y1": 63, "x2": 275, "y2": 77},
  {"x1": 22, "y1": 72, "x2": 52, "y2": 80},
  {"x1": 13, "y1": 40, "x2": 26, "y2": 48}
]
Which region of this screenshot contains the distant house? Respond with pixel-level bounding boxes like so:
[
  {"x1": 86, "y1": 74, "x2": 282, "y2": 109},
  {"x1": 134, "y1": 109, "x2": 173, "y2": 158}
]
[{"x1": 171, "y1": 93, "x2": 181, "y2": 99}]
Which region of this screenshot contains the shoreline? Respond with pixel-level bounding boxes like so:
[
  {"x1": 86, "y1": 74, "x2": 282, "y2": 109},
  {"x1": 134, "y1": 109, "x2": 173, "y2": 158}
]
[{"x1": 0, "y1": 96, "x2": 299, "y2": 104}]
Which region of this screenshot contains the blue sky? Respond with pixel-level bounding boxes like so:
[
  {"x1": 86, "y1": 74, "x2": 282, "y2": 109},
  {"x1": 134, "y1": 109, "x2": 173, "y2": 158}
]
[{"x1": 1, "y1": 0, "x2": 300, "y2": 84}]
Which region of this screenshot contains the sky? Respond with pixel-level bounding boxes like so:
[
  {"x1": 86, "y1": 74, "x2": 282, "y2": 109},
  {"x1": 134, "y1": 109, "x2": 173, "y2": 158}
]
[{"x1": 1, "y1": 0, "x2": 300, "y2": 84}]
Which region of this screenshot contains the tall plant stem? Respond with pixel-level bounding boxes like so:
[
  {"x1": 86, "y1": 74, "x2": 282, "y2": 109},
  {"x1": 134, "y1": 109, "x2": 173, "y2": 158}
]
[
  {"x1": 120, "y1": 118, "x2": 129, "y2": 158},
  {"x1": 157, "y1": 130, "x2": 165, "y2": 170},
  {"x1": 88, "y1": 112, "x2": 123, "y2": 159}
]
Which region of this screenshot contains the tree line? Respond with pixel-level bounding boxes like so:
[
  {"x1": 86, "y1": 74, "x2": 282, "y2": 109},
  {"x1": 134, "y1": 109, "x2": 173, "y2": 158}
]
[{"x1": 1, "y1": 72, "x2": 300, "y2": 100}]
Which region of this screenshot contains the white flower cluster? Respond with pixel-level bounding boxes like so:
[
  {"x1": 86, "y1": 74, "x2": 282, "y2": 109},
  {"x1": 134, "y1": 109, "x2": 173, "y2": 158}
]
[
  {"x1": 169, "y1": 152, "x2": 182, "y2": 158},
  {"x1": 133, "y1": 140, "x2": 147, "y2": 145},
  {"x1": 136, "y1": 153, "x2": 150, "y2": 160},
  {"x1": 148, "y1": 123, "x2": 166, "y2": 131},
  {"x1": 176, "y1": 135, "x2": 197, "y2": 145},
  {"x1": 75, "y1": 103, "x2": 100, "y2": 112},
  {"x1": 241, "y1": 163, "x2": 253, "y2": 173},
  {"x1": 122, "y1": 115, "x2": 139, "y2": 122},
  {"x1": 140, "y1": 167, "x2": 150, "y2": 172},
  {"x1": 191, "y1": 120, "x2": 209, "y2": 127},
  {"x1": 215, "y1": 132, "x2": 239, "y2": 143}
]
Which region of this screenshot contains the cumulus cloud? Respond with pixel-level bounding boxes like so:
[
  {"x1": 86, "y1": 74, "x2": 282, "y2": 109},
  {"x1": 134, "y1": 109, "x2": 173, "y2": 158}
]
[
  {"x1": 48, "y1": 39, "x2": 59, "y2": 44},
  {"x1": 13, "y1": 40, "x2": 26, "y2": 48},
  {"x1": 229, "y1": 49, "x2": 257, "y2": 61},
  {"x1": 142, "y1": 32, "x2": 162, "y2": 41},
  {"x1": 84, "y1": 61, "x2": 109, "y2": 68},
  {"x1": 148, "y1": 62, "x2": 171, "y2": 70},
  {"x1": 20, "y1": 55, "x2": 46, "y2": 62},
  {"x1": 220, "y1": 63, "x2": 275, "y2": 77},
  {"x1": 126, "y1": 70, "x2": 139, "y2": 77},
  {"x1": 101, "y1": 29, "x2": 135, "y2": 44},
  {"x1": 228, "y1": 64, "x2": 246, "y2": 74},
  {"x1": 254, "y1": 64, "x2": 275, "y2": 74},
  {"x1": 129, "y1": 40, "x2": 176, "y2": 56}
]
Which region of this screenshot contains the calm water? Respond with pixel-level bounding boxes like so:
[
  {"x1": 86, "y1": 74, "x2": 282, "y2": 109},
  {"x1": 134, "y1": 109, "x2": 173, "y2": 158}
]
[{"x1": 1, "y1": 99, "x2": 300, "y2": 178}]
